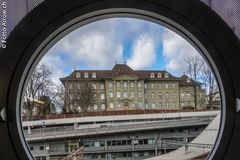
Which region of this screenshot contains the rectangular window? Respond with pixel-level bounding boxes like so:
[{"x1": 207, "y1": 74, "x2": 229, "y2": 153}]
[
  {"x1": 110, "y1": 103, "x2": 114, "y2": 109},
  {"x1": 159, "y1": 102, "x2": 162, "y2": 108},
  {"x1": 166, "y1": 92, "x2": 169, "y2": 100},
  {"x1": 117, "y1": 91, "x2": 121, "y2": 98},
  {"x1": 101, "y1": 104, "x2": 105, "y2": 110},
  {"x1": 144, "y1": 84, "x2": 147, "y2": 89},
  {"x1": 123, "y1": 82, "x2": 127, "y2": 88},
  {"x1": 30, "y1": 146, "x2": 34, "y2": 151},
  {"x1": 172, "y1": 83, "x2": 176, "y2": 88},
  {"x1": 165, "y1": 83, "x2": 169, "y2": 88},
  {"x1": 131, "y1": 102, "x2": 135, "y2": 107},
  {"x1": 166, "y1": 102, "x2": 170, "y2": 108},
  {"x1": 151, "y1": 83, "x2": 154, "y2": 89},
  {"x1": 152, "y1": 103, "x2": 156, "y2": 108},
  {"x1": 173, "y1": 92, "x2": 177, "y2": 99},
  {"x1": 77, "y1": 84, "x2": 80, "y2": 89},
  {"x1": 173, "y1": 102, "x2": 177, "y2": 108},
  {"x1": 92, "y1": 72, "x2": 96, "y2": 78},
  {"x1": 138, "y1": 91, "x2": 142, "y2": 98},
  {"x1": 138, "y1": 102, "x2": 143, "y2": 108},
  {"x1": 116, "y1": 82, "x2": 120, "y2": 88},
  {"x1": 159, "y1": 93, "x2": 162, "y2": 100},
  {"x1": 138, "y1": 82, "x2": 142, "y2": 88},
  {"x1": 145, "y1": 103, "x2": 149, "y2": 109},
  {"x1": 39, "y1": 146, "x2": 44, "y2": 150},
  {"x1": 109, "y1": 82, "x2": 113, "y2": 88},
  {"x1": 181, "y1": 102, "x2": 184, "y2": 107},
  {"x1": 69, "y1": 84, "x2": 73, "y2": 89},
  {"x1": 158, "y1": 83, "x2": 162, "y2": 88},
  {"x1": 109, "y1": 92, "x2": 113, "y2": 98},
  {"x1": 92, "y1": 83, "x2": 97, "y2": 89},
  {"x1": 100, "y1": 84, "x2": 104, "y2": 89},
  {"x1": 101, "y1": 93, "x2": 105, "y2": 100},
  {"x1": 187, "y1": 93, "x2": 191, "y2": 99},
  {"x1": 148, "y1": 139, "x2": 155, "y2": 144},
  {"x1": 118, "y1": 103, "x2": 121, "y2": 108},
  {"x1": 145, "y1": 93, "x2": 148, "y2": 99},
  {"x1": 152, "y1": 93, "x2": 155, "y2": 100},
  {"x1": 181, "y1": 93, "x2": 185, "y2": 99},
  {"x1": 130, "y1": 92, "x2": 135, "y2": 98},
  {"x1": 130, "y1": 82, "x2": 134, "y2": 88},
  {"x1": 94, "y1": 104, "x2": 98, "y2": 110},
  {"x1": 84, "y1": 72, "x2": 88, "y2": 78},
  {"x1": 124, "y1": 91, "x2": 128, "y2": 98}
]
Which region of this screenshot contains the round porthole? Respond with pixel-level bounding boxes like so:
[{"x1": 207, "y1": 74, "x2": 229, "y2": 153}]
[{"x1": 0, "y1": 0, "x2": 240, "y2": 160}]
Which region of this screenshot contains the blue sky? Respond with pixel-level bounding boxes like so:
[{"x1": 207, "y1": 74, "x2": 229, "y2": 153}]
[{"x1": 40, "y1": 18, "x2": 200, "y2": 84}]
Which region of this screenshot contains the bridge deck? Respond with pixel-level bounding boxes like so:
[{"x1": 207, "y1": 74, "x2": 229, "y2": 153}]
[
  {"x1": 25, "y1": 118, "x2": 212, "y2": 142},
  {"x1": 146, "y1": 114, "x2": 220, "y2": 160}
]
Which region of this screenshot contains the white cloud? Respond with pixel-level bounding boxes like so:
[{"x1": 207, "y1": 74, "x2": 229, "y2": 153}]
[
  {"x1": 40, "y1": 54, "x2": 66, "y2": 85},
  {"x1": 127, "y1": 34, "x2": 156, "y2": 69},
  {"x1": 38, "y1": 18, "x2": 164, "y2": 84},
  {"x1": 162, "y1": 29, "x2": 201, "y2": 75},
  {"x1": 60, "y1": 31, "x2": 123, "y2": 69}
]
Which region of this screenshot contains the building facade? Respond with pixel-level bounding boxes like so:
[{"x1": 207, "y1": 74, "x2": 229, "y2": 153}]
[{"x1": 60, "y1": 64, "x2": 206, "y2": 113}]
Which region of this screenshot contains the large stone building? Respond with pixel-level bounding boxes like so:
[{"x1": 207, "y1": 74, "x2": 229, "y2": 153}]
[{"x1": 60, "y1": 64, "x2": 206, "y2": 113}]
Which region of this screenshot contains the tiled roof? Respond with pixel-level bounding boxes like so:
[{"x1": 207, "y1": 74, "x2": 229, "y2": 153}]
[
  {"x1": 60, "y1": 64, "x2": 202, "y2": 86},
  {"x1": 179, "y1": 74, "x2": 202, "y2": 86}
]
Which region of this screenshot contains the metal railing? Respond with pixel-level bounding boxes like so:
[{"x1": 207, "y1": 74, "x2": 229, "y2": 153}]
[{"x1": 24, "y1": 118, "x2": 211, "y2": 142}]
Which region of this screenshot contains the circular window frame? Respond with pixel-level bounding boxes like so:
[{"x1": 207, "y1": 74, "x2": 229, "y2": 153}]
[{"x1": 0, "y1": 0, "x2": 240, "y2": 160}]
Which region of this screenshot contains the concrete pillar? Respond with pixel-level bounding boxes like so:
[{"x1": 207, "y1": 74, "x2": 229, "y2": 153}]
[
  {"x1": 27, "y1": 126, "x2": 31, "y2": 134},
  {"x1": 74, "y1": 122, "x2": 78, "y2": 130},
  {"x1": 105, "y1": 140, "x2": 108, "y2": 151}
]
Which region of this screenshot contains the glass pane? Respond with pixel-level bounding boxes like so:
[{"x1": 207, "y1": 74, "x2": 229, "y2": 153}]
[{"x1": 21, "y1": 17, "x2": 221, "y2": 160}]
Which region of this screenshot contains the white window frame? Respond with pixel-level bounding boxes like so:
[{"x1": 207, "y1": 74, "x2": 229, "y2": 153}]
[
  {"x1": 117, "y1": 91, "x2": 121, "y2": 98},
  {"x1": 101, "y1": 104, "x2": 105, "y2": 110},
  {"x1": 100, "y1": 93, "x2": 105, "y2": 100},
  {"x1": 150, "y1": 72, "x2": 155, "y2": 78},
  {"x1": 123, "y1": 91, "x2": 128, "y2": 98},
  {"x1": 130, "y1": 82, "x2": 134, "y2": 88},
  {"x1": 138, "y1": 91, "x2": 142, "y2": 98},
  {"x1": 109, "y1": 91, "x2": 113, "y2": 98},
  {"x1": 92, "y1": 72, "x2": 96, "y2": 78},
  {"x1": 94, "y1": 104, "x2": 98, "y2": 110},
  {"x1": 123, "y1": 82, "x2": 127, "y2": 88},
  {"x1": 152, "y1": 103, "x2": 156, "y2": 108},
  {"x1": 84, "y1": 72, "x2": 88, "y2": 78},
  {"x1": 109, "y1": 103, "x2": 114, "y2": 109},
  {"x1": 130, "y1": 92, "x2": 135, "y2": 98},
  {"x1": 100, "y1": 84, "x2": 104, "y2": 89},
  {"x1": 76, "y1": 72, "x2": 81, "y2": 78},
  {"x1": 137, "y1": 82, "x2": 142, "y2": 88}
]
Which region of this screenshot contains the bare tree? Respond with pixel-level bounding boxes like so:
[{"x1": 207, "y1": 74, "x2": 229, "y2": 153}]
[
  {"x1": 201, "y1": 64, "x2": 220, "y2": 109},
  {"x1": 63, "y1": 82, "x2": 95, "y2": 114},
  {"x1": 53, "y1": 83, "x2": 71, "y2": 113},
  {"x1": 77, "y1": 82, "x2": 95, "y2": 113},
  {"x1": 185, "y1": 56, "x2": 204, "y2": 109},
  {"x1": 23, "y1": 64, "x2": 55, "y2": 120}
]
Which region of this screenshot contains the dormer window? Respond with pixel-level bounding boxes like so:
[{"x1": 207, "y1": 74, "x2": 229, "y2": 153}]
[
  {"x1": 76, "y1": 72, "x2": 81, "y2": 78},
  {"x1": 157, "y1": 73, "x2": 162, "y2": 78},
  {"x1": 92, "y1": 72, "x2": 96, "y2": 78},
  {"x1": 150, "y1": 72, "x2": 155, "y2": 78},
  {"x1": 164, "y1": 73, "x2": 169, "y2": 78},
  {"x1": 84, "y1": 72, "x2": 88, "y2": 78}
]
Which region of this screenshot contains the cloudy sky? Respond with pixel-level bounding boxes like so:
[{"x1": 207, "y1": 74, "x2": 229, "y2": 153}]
[{"x1": 40, "y1": 18, "x2": 200, "y2": 85}]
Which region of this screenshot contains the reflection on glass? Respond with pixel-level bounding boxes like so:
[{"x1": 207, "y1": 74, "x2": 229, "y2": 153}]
[{"x1": 22, "y1": 18, "x2": 220, "y2": 160}]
